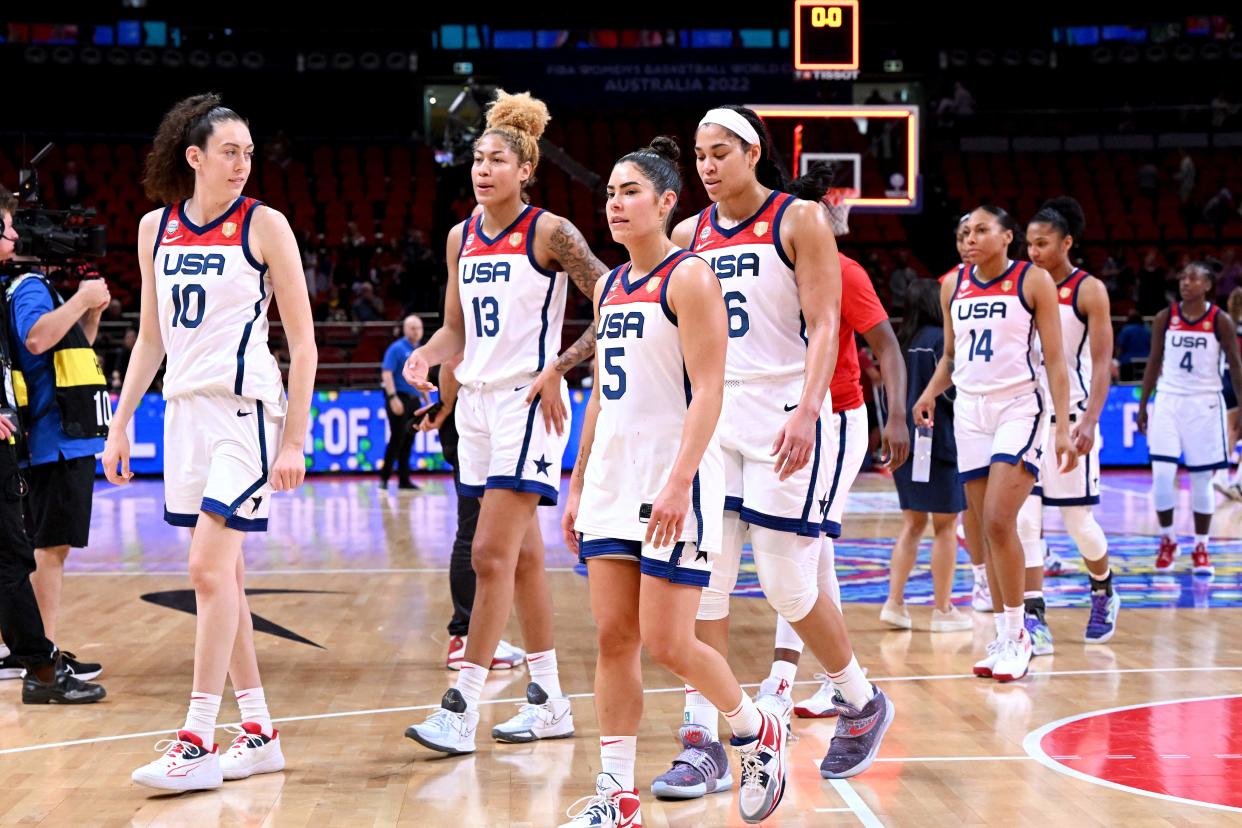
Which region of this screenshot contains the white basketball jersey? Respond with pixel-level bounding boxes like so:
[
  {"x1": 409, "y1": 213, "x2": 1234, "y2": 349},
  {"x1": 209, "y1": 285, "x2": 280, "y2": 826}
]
[
  {"x1": 1158, "y1": 302, "x2": 1222, "y2": 395},
  {"x1": 574, "y1": 252, "x2": 724, "y2": 551},
  {"x1": 949, "y1": 261, "x2": 1040, "y2": 396},
  {"x1": 1042, "y1": 268, "x2": 1094, "y2": 411},
  {"x1": 454, "y1": 206, "x2": 568, "y2": 386},
  {"x1": 154, "y1": 197, "x2": 285, "y2": 409},
  {"x1": 691, "y1": 192, "x2": 804, "y2": 381}
]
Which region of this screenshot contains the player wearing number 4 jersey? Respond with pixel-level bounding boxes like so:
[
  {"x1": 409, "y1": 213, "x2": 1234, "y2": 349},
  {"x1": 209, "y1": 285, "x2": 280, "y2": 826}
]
[
  {"x1": 915, "y1": 205, "x2": 1077, "y2": 684},
  {"x1": 104, "y1": 94, "x2": 317, "y2": 791},
  {"x1": 403, "y1": 90, "x2": 609, "y2": 758},
  {"x1": 1138, "y1": 261, "x2": 1242, "y2": 577}
]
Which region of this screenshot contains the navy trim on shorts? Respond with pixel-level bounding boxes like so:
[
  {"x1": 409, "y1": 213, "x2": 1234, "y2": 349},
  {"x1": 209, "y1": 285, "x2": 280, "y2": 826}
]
[
  {"x1": 201, "y1": 497, "x2": 269, "y2": 532},
  {"x1": 579, "y1": 538, "x2": 709, "y2": 587},
  {"x1": 1041, "y1": 494, "x2": 1101, "y2": 506},
  {"x1": 739, "y1": 505, "x2": 822, "y2": 538},
  {"x1": 580, "y1": 537, "x2": 640, "y2": 563},
  {"x1": 485, "y1": 475, "x2": 558, "y2": 506},
  {"x1": 821, "y1": 410, "x2": 847, "y2": 535},
  {"x1": 992, "y1": 453, "x2": 1040, "y2": 479},
  {"x1": 1185, "y1": 460, "x2": 1231, "y2": 472},
  {"x1": 796, "y1": 416, "x2": 823, "y2": 533},
  {"x1": 691, "y1": 472, "x2": 704, "y2": 546},
  {"x1": 642, "y1": 556, "x2": 710, "y2": 587},
  {"x1": 514, "y1": 395, "x2": 540, "y2": 478},
  {"x1": 1148, "y1": 454, "x2": 1181, "y2": 466},
  {"x1": 457, "y1": 480, "x2": 485, "y2": 498},
  {"x1": 228, "y1": 400, "x2": 270, "y2": 513},
  {"x1": 957, "y1": 466, "x2": 991, "y2": 483},
  {"x1": 163, "y1": 508, "x2": 198, "y2": 528},
  {"x1": 724, "y1": 495, "x2": 744, "y2": 512},
  {"x1": 1218, "y1": 391, "x2": 1230, "y2": 471}
]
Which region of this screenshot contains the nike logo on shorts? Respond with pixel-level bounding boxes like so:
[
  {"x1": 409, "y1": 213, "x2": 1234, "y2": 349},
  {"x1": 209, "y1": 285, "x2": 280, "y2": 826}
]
[
  {"x1": 237, "y1": 410, "x2": 253, "y2": 417},
  {"x1": 784, "y1": 404, "x2": 798, "y2": 411}
]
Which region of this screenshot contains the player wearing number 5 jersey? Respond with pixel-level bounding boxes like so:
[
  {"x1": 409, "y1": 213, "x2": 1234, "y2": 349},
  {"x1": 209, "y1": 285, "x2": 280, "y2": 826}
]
[
  {"x1": 915, "y1": 205, "x2": 1077, "y2": 685},
  {"x1": 403, "y1": 90, "x2": 610, "y2": 757},
  {"x1": 103, "y1": 94, "x2": 317, "y2": 791},
  {"x1": 1138, "y1": 261, "x2": 1242, "y2": 576}
]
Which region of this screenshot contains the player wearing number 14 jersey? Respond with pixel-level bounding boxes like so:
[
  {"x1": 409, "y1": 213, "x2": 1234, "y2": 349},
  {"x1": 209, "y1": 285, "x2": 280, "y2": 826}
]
[{"x1": 1138, "y1": 261, "x2": 1242, "y2": 575}]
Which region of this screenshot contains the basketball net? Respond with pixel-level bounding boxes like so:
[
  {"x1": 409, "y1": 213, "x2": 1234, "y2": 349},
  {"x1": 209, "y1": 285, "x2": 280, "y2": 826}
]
[{"x1": 823, "y1": 187, "x2": 855, "y2": 238}]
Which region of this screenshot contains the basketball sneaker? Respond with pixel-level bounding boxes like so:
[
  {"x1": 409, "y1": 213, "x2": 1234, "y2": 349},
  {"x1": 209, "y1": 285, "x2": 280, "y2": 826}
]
[
  {"x1": 1084, "y1": 589, "x2": 1121, "y2": 644},
  {"x1": 930, "y1": 606, "x2": 972, "y2": 632},
  {"x1": 559, "y1": 772, "x2": 641, "y2": 827},
  {"x1": 755, "y1": 676, "x2": 794, "y2": 734},
  {"x1": 446, "y1": 636, "x2": 526, "y2": 671},
  {"x1": 1154, "y1": 536, "x2": 1179, "y2": 572},
  {"x1": 971, "y1": 571, "x2": 993, "y2": 612},
  {"x1": 819, "y1": 688, "x2": 895, "y2": 779},
  {"x1": 21, "y1": 658, "x2": 106, "y2": 704},
  {"x1": 650, "y1": 724, "x2": 733, "y2": 800},
  {"x1": 731, "y1": 709, "x2": 787, "y2": 824},
  {"x1": 220, "y1": 723, "x2": 286, "y2": 780},
  {"x1": 973, "y1": 636, "x2": 1005, "y2": 678},
  {"x1": 492, "y1": 681, "x2": 575, "y2": 743},
  {"x1": 991, "y1": 631, "x2": 1034, "y2": 682},
  {"x1": 1192, "y1": 543, "x2": 1215, "y2": 576},
  {"x1": 1043, "y1": 549, "x2": 1075, "y2": 577},
  {"x1": 792, "y1": 673, "x2": 839, "y2": 718},
  {"x1": 404, "y1": 688, "x2": 478, "y2": 755},
  {"x1": 1024, "y1": 613, "x2": 1054, "y2": 656},
  {"x1": 1212, "y1": 473, "x2": 1242, "y2": 502},
  {"x1": 131, "y1": 731, "x2": 222, "y2": 792}
]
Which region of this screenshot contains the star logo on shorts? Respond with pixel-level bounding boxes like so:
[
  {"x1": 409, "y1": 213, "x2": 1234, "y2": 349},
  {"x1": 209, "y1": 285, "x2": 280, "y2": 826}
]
[
  {"x1": 533, "y1": 455, "x2": 552, "y2": 476},
  {"x1": 819, "y1": 496, "x2": 830, "y2": 518},
  {"x1": 695, "y1": 548, "x2": 709, "y2": 562},
  {"x1": 1035, "y1": 447, "x2": 1044, "y2": 460},
  {"x1": 251, "y1": 495, "x2": 263, "y2": 513}
]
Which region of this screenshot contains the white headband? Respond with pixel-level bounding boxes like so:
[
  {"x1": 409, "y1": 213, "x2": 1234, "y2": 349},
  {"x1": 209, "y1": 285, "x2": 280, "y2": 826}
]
[{"x1": 699, "y1": 108, "x2": 761, "y2": 147}]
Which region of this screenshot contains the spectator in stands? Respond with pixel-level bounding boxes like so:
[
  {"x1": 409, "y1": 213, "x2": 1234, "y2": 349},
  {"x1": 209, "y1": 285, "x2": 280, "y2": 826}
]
[
  {"x1": 1204, "y1": 185, "x2": 1238, "y2": 242},
  {"x1": 263, "y1": 130, "x2": 293, "y2": 169},
  {"x1": 102, "y1": 298, "x2": 124, "y2": 324},
  {"x1": 888, "y1": 250, "x2": 917, "y2": 314},
  {"x1": 1114, "y1": 310, "x2": 1151, "y2": 382},
  {"x1": 1137, "y1": 250, "x2": 1168, "y2": 316},
  {"x1": 862, "y1": 251, "x2": 887, "y2": 305},
  {"x1": 1174, "y1": 149, "x2": 1198, "y2": 235},
  {"x1": 351, "y1": 282, "x2": 384, "y2": 322},
  {"x1": 102, "y1": 327, "x2": 136, "y2": 385},
  {"x1": 1137, "y1": 157, "x2": 1160, "y2": 219},
  {"x1": 380, "y1": 314, "x2": 425, "y2": 489},
  {"x1": 54, "y1": 161, "x2": 86, "y2": 207}
]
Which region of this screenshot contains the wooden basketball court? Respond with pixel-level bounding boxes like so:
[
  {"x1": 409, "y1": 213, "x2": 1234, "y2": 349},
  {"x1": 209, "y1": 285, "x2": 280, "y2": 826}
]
[{"x1": 1, "y1": 471, "x2": 1239, "y2": 826}]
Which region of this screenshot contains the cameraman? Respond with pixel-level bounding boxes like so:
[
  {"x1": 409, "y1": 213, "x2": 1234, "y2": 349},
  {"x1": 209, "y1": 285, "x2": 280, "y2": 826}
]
[
  {"x1": 6, "y1": 204, "x2": 112, "y2": 681},
  {"x1": 0, "y1": 187, "x2": 104, "y2": 702}
]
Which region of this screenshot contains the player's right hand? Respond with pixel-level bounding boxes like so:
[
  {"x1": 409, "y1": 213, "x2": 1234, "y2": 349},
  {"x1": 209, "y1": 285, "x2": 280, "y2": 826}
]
[
  {"x1": 912, "y1": 394, "x2": 936, "y2": 428},
  {"x1": 402, "y1": 349, "x2": 436, "y2": 393},
  {"x1": 102, "y1": 429, "x2": 133, "y2": 485},
  {"x1": 1136, "y1": 406, "x2": 1148, "y2": 436},
  {"x1": 561, "y1": 493, "x2": 581, "y2": 554}
]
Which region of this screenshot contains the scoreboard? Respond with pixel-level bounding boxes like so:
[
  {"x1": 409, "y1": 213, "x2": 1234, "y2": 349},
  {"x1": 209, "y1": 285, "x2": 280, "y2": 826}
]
[{"x1": 793, "y1": 0, "x2": 860, "y2": 71}]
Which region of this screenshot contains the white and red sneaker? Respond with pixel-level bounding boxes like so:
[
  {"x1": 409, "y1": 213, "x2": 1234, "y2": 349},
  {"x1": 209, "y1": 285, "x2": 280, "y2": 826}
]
[
  {"x1": 1192, "y1": 543, "x2": 1215, "y2": 576},
  {"x1": 991, "y1": 630, "x2": 1034, "y2": 683},
  {"x1": 446, "y1": 636, "x2": 526, "y2": 670},
  {"x1": 559, "y1": 772, "x2": 642, "y2": 827},
  {"x1": 731, "y1": 709, "x2": 787, "y2": 824},
  {"x1": 1154, "y1": 536, "x2": 1179, "y2": 572},
  {"x1": 131, "y1": 730, "x2": 222, "y2": 791},
  {"x1": 794, "y1": 674, "x2": 840, "y2": 718},
  {"x1": 220, "y1": 722, "x2": 286, "y2": 780}
]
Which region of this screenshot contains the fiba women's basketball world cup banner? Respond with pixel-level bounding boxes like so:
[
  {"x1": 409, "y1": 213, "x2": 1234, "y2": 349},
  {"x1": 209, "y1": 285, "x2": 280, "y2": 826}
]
[{"x1": 97, "y1": 389, "x2": 593, "y2": 476}]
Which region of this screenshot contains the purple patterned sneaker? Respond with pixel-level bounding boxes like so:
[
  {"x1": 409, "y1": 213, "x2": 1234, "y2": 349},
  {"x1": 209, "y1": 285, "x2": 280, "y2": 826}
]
[
  {"x1": 650, "y1": 724, "x2": 733, "y2": 800},
  {"x1": 819, "y1": 687, "x2": 896, "y2": 779}
]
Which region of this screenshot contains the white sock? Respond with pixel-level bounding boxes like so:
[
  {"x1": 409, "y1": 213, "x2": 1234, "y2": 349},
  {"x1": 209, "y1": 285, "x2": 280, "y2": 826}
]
[
  {"x1": 600, "y1": 735, "x2": 637, "y2": 791},
  {"x1": 184, "y1": 691, "x2": 222, "y2": 748},
  {"x1": 723, "y1": 692, "x2": 762, "y2": 740},
  {"x1": 1003, "y1": 605, "x2": 1025, "y2": 641},
  {"x1": 972, "y1": 563, "x2": 988, "y2": 583},
  {"x1": 767, "y1": 660, "x2": 798, "y2": 698},
  {"x1": 454, "y1": 661, "x2": 489, "y2": 709},
  {"x1": 1023, "y1": 590, "x2": 1043, "y2": 601},
  {"x1": 1160, "y1": 525, "x2": 1175, "y2": 541},
  {"x1": 994, "y1": 613, "x2": 1008, "y2": 639},
  {"x1": 826, "y1": 655, "x2": 874, "y2": 709},
  {"x1": 235, "y1": 687, "x2": 274, "y2": 737},
  {"x1": 683, "y1": 685, "x2": 719, "y2": 741},
  {"x1": 1195, "y1": 534, "x2": 1209, "y2": 549},
  {"x1": 526, "y1": 649, "x2": 563, "y2": 698}
]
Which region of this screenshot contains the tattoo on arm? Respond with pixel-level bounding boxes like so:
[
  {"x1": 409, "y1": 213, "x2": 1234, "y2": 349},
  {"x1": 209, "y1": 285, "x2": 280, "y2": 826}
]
[
  {"x1": 548, "y1": 218, "x2": 607, "y2": 297},
  {"x1": 572, "y1": 442, "x2": 591, "y2": 488},
  {"x1": 554, "y1": 326, "x2": 597, "y2": 373}
]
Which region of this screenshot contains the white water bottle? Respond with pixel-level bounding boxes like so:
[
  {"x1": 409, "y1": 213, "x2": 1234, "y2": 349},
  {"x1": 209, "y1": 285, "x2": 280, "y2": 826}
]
[{"x1": 912, "y1": 425, "x2": 933, "y2": 483}]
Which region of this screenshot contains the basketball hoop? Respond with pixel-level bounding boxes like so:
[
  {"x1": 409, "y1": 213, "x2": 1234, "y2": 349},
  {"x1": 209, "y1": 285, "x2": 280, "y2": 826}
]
[{"x1": 823, "y1": 187, "x2": 855, "y2": 237}]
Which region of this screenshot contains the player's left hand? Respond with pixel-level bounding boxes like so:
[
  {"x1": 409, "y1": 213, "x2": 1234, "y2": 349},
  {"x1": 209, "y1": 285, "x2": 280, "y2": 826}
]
[
  {"x1": 1070, "y1": 418, "x2": 1096, "y2": 455},
  {"x1": 525, "y1": 366, "x2": 568, "y2": 437},
  {"x1": 270, "y1": 445, "x2": 306, "y2": 492},
  {"x1": 646, "y1": 481, "x2": 690, "y2": 550},
  {"x1": 771, "y1": 407, "x2": 816, "y2": 482},
  {"x1": 1054, "y1": 427, "x2": 1078, "y2": 474},
  {"x1": 881, "y1": 416, "x2": 911, "y2": 471}
]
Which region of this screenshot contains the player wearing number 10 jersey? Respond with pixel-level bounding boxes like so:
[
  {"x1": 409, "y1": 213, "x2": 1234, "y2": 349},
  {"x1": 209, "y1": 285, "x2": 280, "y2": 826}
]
[{"x1": 1138, "y1": 261, "x2": 1242, "y2": 575}]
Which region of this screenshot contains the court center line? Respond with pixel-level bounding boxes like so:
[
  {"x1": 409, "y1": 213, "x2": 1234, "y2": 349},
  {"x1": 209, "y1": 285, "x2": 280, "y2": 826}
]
[
  {"x1": 3, "y1": 665, "x2": 1239, "y2": 758},
  {"x1": 829, "y1": 778, "x2": 885, "y2": 828}
]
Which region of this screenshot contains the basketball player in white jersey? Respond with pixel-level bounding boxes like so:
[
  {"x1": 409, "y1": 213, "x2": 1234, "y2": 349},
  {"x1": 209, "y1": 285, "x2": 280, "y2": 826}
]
[
  {"x1": 1016, "y1": 198, "x2": 1120, "y2": 647},
  {"x1": 403, "y1": 91, "x2": 609, "y2": 754},
  {"x1": 1138, "y1": 261, "x2": 1242, "y2": 575},
  {"x1": 102, "y1": 94, "x2": 316, "y2": 790},
  {"x1": 914, "y1": 205, "x2": 1076, "y2": 683},
  {"x1": 556, "y1": 137, "x2": 788, "y2": 828},
  {"x1": 652, "y1": 105, "x2": 893, "y2": 796}
]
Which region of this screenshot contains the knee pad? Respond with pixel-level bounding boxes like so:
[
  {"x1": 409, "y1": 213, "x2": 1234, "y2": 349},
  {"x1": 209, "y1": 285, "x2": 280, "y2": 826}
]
[
  {"x1": 696, "y1": 512, "x2": 746, "y2": 621},
  {"x1": 1190, "y1": 470, "x2": 1216, "y2": 515},
  {"x1": 1017, "y1": 495, "x2": 1044, "y2": 568},
  {"x1": 1060, "y1": 506, "x2": 1108, "y2": 562},
  {"x1": 750, "y1": 526, "x2": 820, "y2": 623},
  {"x1": 696, "y1": 586, "x2": 731, "y2": 621},
  {"x1": 818, "y1": 538, "x2": 841, "y2": 609},
  {"x1": 774, "y1": 614, "x2": 805, "y2": 653},
  {"x1": 1151, "y1": 461, "x2": 1178, "y2": 513}
]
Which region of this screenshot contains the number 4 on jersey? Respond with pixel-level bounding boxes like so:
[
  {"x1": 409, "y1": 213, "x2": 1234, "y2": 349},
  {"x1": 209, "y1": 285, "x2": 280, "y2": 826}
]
[{"x1": 1180, "y1": 351, "x2": 1193, "y2": 373}]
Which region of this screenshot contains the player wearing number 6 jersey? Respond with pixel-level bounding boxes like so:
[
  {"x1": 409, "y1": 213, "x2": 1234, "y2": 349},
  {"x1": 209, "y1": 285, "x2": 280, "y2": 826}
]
[
  {"x1": 1138, "y1": 261, "x2": 1242, "y2": 576},
  {"x1": 103, "y1": 94, "x2": 317, "y2": 791},
  {"x1": 403, "y1": 90, "x2": 610, "y2": 757},
  {"x1": 914, "y1": 205, "x2": 1076, "y2": 684}
]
